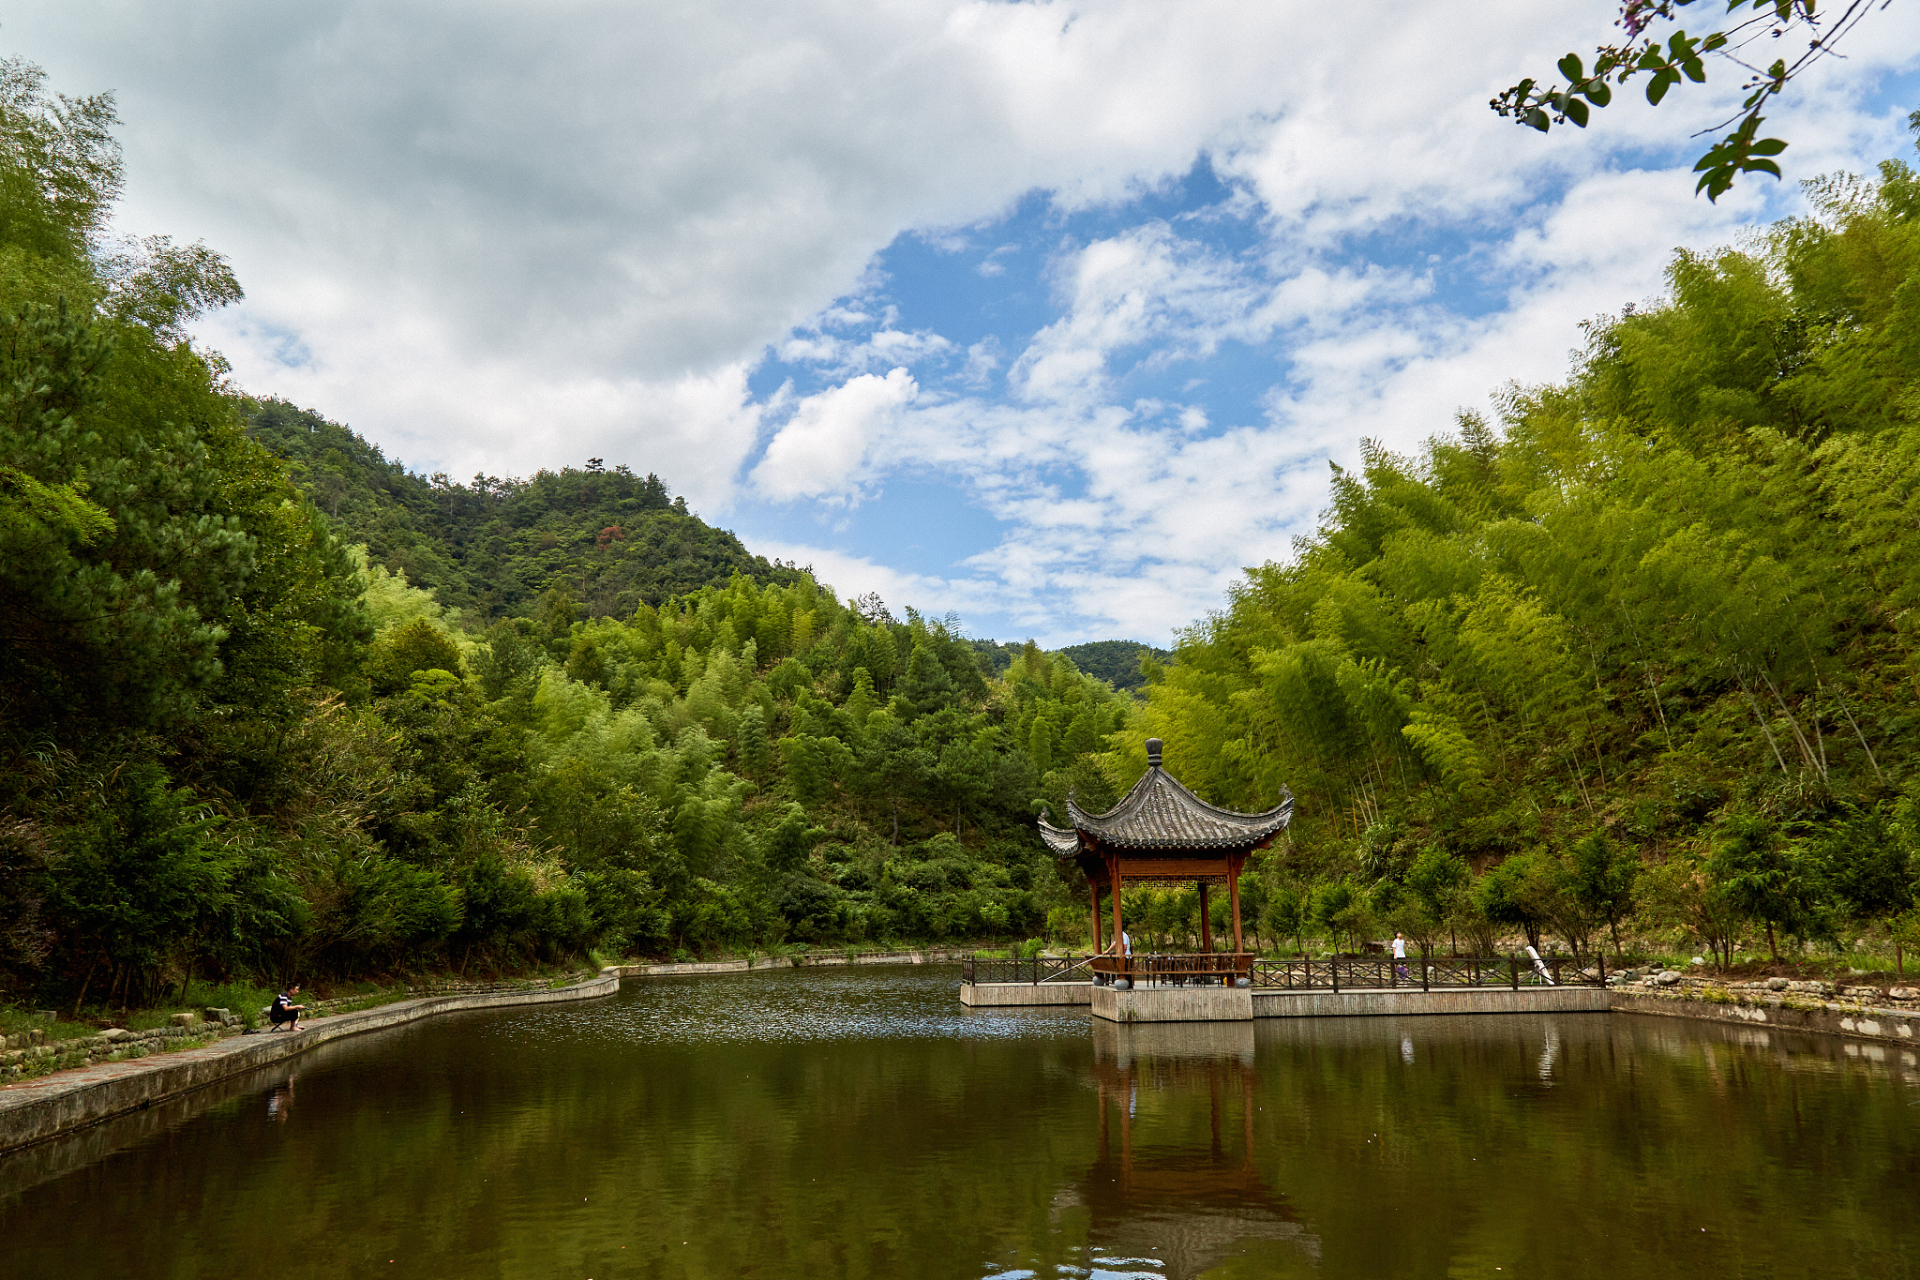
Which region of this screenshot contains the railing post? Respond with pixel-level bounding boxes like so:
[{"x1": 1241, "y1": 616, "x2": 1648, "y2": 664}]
[
  {"x1": 1598, "y1": 954, "x2": 1606, "y2": 989},
  {"x1": 1509, "y1": 955, "x2": 1519, "y2": 991},
  {"x1": 1421, "y1": 952, "x2": 1430, "y2": 993},
  {"x1": 1331, "y1": 958, "x2": 1340, "y2": 993}
]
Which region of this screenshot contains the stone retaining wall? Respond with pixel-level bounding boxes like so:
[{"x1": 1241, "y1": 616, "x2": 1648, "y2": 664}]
[
  {"x1": 2, "y1": 1022, "x2": 227, "y2": 1083},
  {"x1": 1612, "y1": 988, "x2": 1920, "y2": 1048},
  {"x1": 1611, "y1": 966, "x2": 1919, "y2": 1007},
  {"x1": 1093, "y1": 985, "x2": 1254, "y2": 1023},
  {"x1": 1253, "y1": 987, "x2": 1612, "y2": 1018},
  {"x1": 0, "y1": 972, "x2": 618, "y2": 1157},
  {"x1": 608, "y1": 948, "x2": 970, "y2": 978},
  {"x1": 959, "y1": 982, "x2": 1093, "y2": 1007}
]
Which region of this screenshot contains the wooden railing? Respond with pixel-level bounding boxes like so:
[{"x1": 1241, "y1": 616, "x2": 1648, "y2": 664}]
[
  {"x1": 1250, "y1": 955, "x2": 1606, "y2": 991},
  {"x1": 961, "y1": 954, "x2": 1098, "y2": 985},
  {"x1": 1089, "y1": 952, "x2": 1256, "y2": 986},
  {"x1": 961, "y1": 952, "x2": 1606, "y2": 989}
]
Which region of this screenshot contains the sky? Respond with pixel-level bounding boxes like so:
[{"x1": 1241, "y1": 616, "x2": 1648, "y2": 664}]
[{"x1": 9, "y1": 2, "x2": 1920, "y2": 647}]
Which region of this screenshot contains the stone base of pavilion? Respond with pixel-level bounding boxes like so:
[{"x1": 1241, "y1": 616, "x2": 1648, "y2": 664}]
[
  {"x1": 1092, "y1": 983, "x2": 1254, "y2": 1024},
  {"x1": 960, "y1": 982, "x2": 1092, "y2": 1008}
]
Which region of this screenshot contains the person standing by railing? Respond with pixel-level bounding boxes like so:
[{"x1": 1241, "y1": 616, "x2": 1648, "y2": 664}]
[
  {"x1": 1392, "y1": 933, "x2": 1410, "y2": 984},
  {"x1": 1525, "y1": 944, "x2": 1555, "y2": 985}
]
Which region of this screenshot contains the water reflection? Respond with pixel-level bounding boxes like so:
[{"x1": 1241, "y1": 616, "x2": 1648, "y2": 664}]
[
  {"x1": 264, "y1": 1072, "x2": 297, "y2": 1123},
  {"x1": 1061, "y1": 1022, "x2": 1315, "y2": 1280}
]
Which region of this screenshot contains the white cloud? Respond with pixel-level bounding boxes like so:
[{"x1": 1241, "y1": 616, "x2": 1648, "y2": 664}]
[
  {"x1": 10, "y1": 0, "x2": 1667, "y2": 475},
  {"x1": 777, "y1": 319, "x2": 954, "y2": 377},
  {"x1": 1011, "y1": 223, "x2": 1272, "y2": 405},
  {"x1": 751, "y1": 367, "x2": 919, "y2": 503},
  {"x1": 205, "y1": 303, "x2": 769, "y2": 511},
  {"x1": 743, "y1": 539, "x2": 1008, "y2": 630}
]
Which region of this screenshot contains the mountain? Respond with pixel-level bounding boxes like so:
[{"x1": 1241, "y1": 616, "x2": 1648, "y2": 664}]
[
  {"x1": 250, "y1": 402, "x2": 1173, "y2": 687},
  {"x1": 245, "y1": 399, "x2": 807, "y2": 621},
  {"x1": 1055, "y1": 641, "x2": 1172, "y2": 691}
]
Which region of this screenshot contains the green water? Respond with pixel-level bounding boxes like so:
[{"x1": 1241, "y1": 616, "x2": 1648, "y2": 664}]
[{"x1": 3, "y1": 966, "x2": 1916, "y2": 1279}]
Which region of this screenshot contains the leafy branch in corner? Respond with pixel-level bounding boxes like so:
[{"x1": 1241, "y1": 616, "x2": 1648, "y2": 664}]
[{"x1": 1491, "y1": 1, "x2": 1892, "y2": 200}]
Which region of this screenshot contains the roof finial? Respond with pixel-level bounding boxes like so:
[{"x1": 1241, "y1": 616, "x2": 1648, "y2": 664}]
[{"x1": 1146, "y1": 738, "x2": 1163, "y2": 767}]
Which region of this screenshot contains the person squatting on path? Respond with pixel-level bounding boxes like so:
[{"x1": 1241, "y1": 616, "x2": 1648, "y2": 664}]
[{"x1": 270, "y1": 985, "x2": 308, "y2": 1031}]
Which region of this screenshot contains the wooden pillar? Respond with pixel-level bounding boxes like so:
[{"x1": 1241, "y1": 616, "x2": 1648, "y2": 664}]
[
  {"x1": 1199, "y1": 881, "x2": 1212, "y2": 952},
  {"x1": 1110, "y1": 862, "x2": 1125, "y2": 960},
  {"x1": 1089, "y1": 881, "x2": 1103, "y2": 954},
  {"x1": 1229, "y1": 856, "x2": 1245, "y2": 955}
]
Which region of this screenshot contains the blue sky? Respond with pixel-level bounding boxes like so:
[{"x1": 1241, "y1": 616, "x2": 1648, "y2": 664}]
[
  {"x1": 11, "y1": 1, "x2": 1920, "y2": 646},
  {"x1": 719, "y1": 62, "x2": 1920, "y2": 646}
]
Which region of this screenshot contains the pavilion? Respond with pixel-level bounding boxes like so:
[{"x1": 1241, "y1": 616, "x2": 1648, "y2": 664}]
[{"x1": 1038, "y1": 738, "x2": 1292, "y2": 991}]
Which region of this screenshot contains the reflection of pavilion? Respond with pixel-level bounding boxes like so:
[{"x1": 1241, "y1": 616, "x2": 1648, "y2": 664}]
[{"x1": 1054, "y1": 1023, "x2": 1318, "y2": 1280}]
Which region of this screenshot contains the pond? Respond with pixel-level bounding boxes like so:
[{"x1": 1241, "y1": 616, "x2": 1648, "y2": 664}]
[{"x1": 2, "y1": 965, "x2": 1916, "y2": 1279}]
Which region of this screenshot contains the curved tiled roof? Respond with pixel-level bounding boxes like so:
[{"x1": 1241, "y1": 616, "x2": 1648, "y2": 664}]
[
  {"x1": 1037, "y1": 738, "x2": 1292, "y2": 857},
  {"x1": 1037, "y1": 810, "x2": 1082, "y2": 857},
  {"x1": 1066, "y1": 765, "x2": 1292, "y2": 850}
]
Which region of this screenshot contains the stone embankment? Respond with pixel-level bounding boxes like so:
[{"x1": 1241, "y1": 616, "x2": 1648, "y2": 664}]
[
  {"x1": 0, "y1": 971, "x2": 616, "y2": 1156},
  {"x1": 1608, "y1": 966, "x2": 1920, "y2": 1047},
  {"x1": 606, "y1": 948, "x2": 971, "y2": 978}
]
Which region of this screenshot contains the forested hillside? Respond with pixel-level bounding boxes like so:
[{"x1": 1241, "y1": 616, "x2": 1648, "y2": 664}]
[
  {"x1": 246, "y1": 399, "x2": 805, "y2": 621},
  {"x1": 1055, "y1": 641, "x2": 1171, "y2": 692},
  {"x1": 0, "y1": 58, "x2": 1134, "y2": 1013},
  {"x1": 1129, "y1": 155, "x2": 1920, "y2": 970},
  {"x1": 970, "y1": 638, "x2": 1169, "y2": 691}
]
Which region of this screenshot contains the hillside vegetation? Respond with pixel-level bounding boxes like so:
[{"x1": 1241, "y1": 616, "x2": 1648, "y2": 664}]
[
  {"x1": 1053, "y1": 641, "x2": 1172, "y2": 692},
  {"x1": 1127, "y1": 154, "x2": 1920, "y2": 970},
  {"x1": 246, "y1": 399, "x2": 805, "y2": 622}
]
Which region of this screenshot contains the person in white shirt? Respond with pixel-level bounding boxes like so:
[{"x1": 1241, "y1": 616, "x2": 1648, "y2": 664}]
[
  {"x1": 1392, "y1": 933, "x2": 1409, "y2": 982},
  {"x1": 1105, "y1": 927, "x2": 1134, "y2": 988}
]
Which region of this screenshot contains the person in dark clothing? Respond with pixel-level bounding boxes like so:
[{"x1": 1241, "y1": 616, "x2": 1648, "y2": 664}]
[{"x1": 269, "y1": 985, "x2": 307, "y2": 1031}]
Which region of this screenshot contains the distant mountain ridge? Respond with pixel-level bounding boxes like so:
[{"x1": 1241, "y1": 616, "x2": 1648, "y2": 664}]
[
  {"x1": 251, "y1": 402, "x2": 1171, "y2": 686},
  {"x1": 1053, "y1": 640, "x2": 1171, "y2": 691},
  {"x1": 246, "y1": 400, "x2": 807, "y2": 621},
  {"x1": 972, "y1": 638, "x2": 1170, "y2": 691}
]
